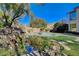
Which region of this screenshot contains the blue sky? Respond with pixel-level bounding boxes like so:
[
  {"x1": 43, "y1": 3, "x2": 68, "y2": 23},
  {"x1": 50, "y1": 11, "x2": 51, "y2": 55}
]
[{"x1": 19, "y1": 3, "x2": 79, "y2": 26}]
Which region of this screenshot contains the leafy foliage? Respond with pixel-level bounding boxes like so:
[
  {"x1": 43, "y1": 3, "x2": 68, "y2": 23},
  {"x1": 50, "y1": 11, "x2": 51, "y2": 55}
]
[
  {"x1": 0, "y1": 21, "x2": 4, "y2": 29},
  {"x1": 28, "y1": 36, "x2": 50, "y2": 52},
  {"x1": 54, "y1": 22, "x2": 60, "y2": 28},
  {"x1": 0, "y1": 3, "x2": 29, "y2": 27},
  {"x1": 30, "y1": 18, "x2": 47, "y2": 28}
]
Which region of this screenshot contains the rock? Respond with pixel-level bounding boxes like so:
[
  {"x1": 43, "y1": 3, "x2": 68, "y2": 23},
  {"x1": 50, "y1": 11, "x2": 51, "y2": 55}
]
[
  {"x1": 46, "y1": 40, "x2": 61, "y2": 56},
  {"x1": 48, "y1": 49, "x2": 55, "y2": 56}
]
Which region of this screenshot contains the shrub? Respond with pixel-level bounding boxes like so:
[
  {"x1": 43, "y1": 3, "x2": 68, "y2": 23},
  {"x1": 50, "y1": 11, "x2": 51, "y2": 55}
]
[{"x1": 28, "y1": 36, "x2": 50, "y2": 52}]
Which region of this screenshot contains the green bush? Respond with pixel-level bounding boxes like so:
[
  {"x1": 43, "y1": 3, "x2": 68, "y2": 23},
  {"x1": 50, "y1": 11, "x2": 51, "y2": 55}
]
[
  {"x1": 28, "y1": 36, "x2": 50, "y2": 52},
  {"x1": 0, "y1": 21, "x2": 4, "y2": 29}
]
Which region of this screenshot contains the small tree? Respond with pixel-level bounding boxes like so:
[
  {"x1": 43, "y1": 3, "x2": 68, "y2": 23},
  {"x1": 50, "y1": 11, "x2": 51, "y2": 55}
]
[
  {"x1": 30, "y1": 18, "x2": 47, "y2": 29},
  {"x1": 0, "y1": 3, "x2": 30, "y2": 56},
  {"x1": 54, "y1": 22, "x2": 60, "y2": 28},
  {"x1": 0, "y1": 3, "x2": 30, "y2": 28}
]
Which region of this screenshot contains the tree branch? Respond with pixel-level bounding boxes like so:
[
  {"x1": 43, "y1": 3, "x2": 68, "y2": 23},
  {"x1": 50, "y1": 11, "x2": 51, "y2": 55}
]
[
  {"x1": 9, "y1": 4, "x2": 23, "y2": 27},
  {"x1": 9, "y1": 12, "x2": 23, "y2": 27}
]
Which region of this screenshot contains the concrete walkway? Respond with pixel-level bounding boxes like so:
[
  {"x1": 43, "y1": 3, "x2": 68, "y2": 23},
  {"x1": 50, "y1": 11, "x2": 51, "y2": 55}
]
[{"x1": 28, "y1": 32, "x2": 77, "y2": 37}]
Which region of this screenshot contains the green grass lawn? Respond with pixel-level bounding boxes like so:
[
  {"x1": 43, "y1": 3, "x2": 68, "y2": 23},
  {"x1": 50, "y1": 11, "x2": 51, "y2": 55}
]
[
  {"x1": 0, "y1": 48, "x2": 25, "y2": 56},
  {"x1": 0, "y1": 48, "x2": 15, "y2": 56},
  {"x1": 63, "y1": 43, "x2": 79, "y2": 56},
  {"x1": 51, "y1": 36, "x2": 76, "y2": 42},
  {"x1": 51, "y1": 36, "x2": 79, "y2": 56}
]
